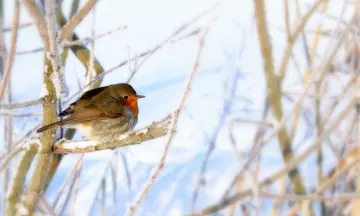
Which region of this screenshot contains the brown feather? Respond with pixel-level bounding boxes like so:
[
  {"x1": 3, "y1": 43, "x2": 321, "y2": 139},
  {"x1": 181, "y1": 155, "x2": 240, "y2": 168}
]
[
  {"x1": 59, "y1": 87, "x2": 108, "y2": 117},
  {"x1": 78, "y1": 86, "x2": 107, "y2": 101},
  {"x1": 37, "y1": 104, "x2": 124, "y2": 133},
  {"x1": 37, "y1": 83, "x2": 141, "y2": 136},
  {"x1": 36, "y1": 121, "x2": 63, "y2": 133},
  {"x1": 58, "y1": 106, "x2": 74, "y2": 117}
]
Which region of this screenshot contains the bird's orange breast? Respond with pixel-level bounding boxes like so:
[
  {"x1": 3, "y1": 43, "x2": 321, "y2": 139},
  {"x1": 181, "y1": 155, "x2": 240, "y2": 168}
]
[{"x1": 120, "y1": 95, "x2": 139, "y2": 117}]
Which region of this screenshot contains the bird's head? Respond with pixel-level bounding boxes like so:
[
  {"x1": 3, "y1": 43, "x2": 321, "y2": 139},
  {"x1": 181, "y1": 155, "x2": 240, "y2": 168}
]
[{"x1": 111, "y1": 83, "x2": 145, "y2": 117}]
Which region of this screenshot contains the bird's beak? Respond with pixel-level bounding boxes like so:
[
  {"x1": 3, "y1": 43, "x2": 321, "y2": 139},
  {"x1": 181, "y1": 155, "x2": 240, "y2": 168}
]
[{"x1": 137, "y1": 95, "x2": 145, "y2": 99}]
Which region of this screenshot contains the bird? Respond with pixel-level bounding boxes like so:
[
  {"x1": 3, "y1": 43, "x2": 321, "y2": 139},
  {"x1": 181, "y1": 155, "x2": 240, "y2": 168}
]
[{"x1": 36, "y1": 83, "x2": 145, "y2": 142}]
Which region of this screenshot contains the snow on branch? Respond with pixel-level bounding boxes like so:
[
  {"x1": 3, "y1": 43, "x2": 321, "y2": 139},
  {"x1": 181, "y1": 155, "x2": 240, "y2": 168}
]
[{"x1": 53, "y1": 113, "x2": 175, "y2": 154}]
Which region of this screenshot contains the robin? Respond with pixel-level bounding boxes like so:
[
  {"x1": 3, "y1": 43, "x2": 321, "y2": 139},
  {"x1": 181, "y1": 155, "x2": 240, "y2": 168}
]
[{"x1": 36, "y1": 83, "x2": 145, "y2": 142}]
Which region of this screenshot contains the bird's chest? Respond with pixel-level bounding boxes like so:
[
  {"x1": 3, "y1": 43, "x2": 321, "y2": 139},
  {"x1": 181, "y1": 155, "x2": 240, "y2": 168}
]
[{"x1": 76, "y1": 109, "x2": 137, "y2": 142}]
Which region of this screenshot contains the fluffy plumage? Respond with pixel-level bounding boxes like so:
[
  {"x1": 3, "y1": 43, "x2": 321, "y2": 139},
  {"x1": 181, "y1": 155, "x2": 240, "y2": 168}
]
[{"x1": 36, "y1": 83, "x2": 144, "y2": 141}]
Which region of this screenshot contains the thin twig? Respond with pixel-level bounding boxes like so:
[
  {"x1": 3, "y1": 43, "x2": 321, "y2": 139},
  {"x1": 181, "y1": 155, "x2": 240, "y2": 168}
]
[
  {"x1": 14, "y1": 24, "x2": 127, "y2": 55},
  {"x1": 0, "y1": 111, "x2": 41, "y2": 117},
  {"x1": 39, "y1": 196, "x2": 56, "y2": 216},
  {"x1": 88, "y1": 160, "x2": 113, "y2": 213},
  {"x1": 191, "y1": 66, "x2": 241, "y2": 210},
  {"x1": 58, "y1": 167, "x2": 78, "y2": 216},
  {"x1": 69, "y1": 156, "x2": 83, "y2": 216},
  {"x1": 62, "y1": 24, "x2": 127, "y2": 47},
  {"x1": 126, "y1": 1, "x2": 222, "y2": 82},
  {"x1": 0, "y1": 0, "x2": 20, "y2": 100},
  {"x1": 110, "y1": 156, "x2": 118, "y2": 215},
  {"x1": 0, "y1": 97, "x2": 44, "y2": 109},
  {"x1": 52, "y1": 154, "x2": 84, "y2": 209},
  {"x1": 254, "y1": 191, "x2": 360, "y2": 202},
  {"x1": 278, "y1": 0, "x2": 325, "y2": 81},
  {"x1": 0, "y1": 145, "x2": 24, "y2": 172},
  {"x1": 127, "y1": 28, "x2": 209, "y2": 216},
  {"x1": 16, "y1": 47, "x2": 43, "y2": 55},
  {"x1": 4, "y1": 22, "x2": 32, "y2": 32},
  {"x1": 188, "y1": 98, "x2": 355, "y2": 215},
  {"x1": 120, "y1": 152, "x2": 131, "y2": 190}
]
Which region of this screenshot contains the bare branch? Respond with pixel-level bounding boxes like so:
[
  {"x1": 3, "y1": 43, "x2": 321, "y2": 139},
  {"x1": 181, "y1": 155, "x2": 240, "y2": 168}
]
[
  {"x1": 126, "y1": 1, "x2": 221, "y2": 82},
  {"x1": 187, "y1": 98, "x2": 356, "y2": 216},
  {"x1": 6, "y1": 141, "x2": 38, "y2": 216},
  {"x1": 127, "y1": 27, "x2": 209, "y2": 216},
  {"x1": 0, "y1": 111, "x2": 41, "y2": 117},
  {"x1": 254, "y1": 0, "x2": 305, "y2": 194},
  {"x1": 278, "y1": 0, "x2": 324, "y2": 80},
  {"x1": 59, "y1": 0, "x2": 98, "y2": 41},
  {"x1": 247, "y1": 191, "x2": 360, "y2": 202},
  {"x1": 4, "y1": 22, "x2": 32, "y2": 32},
  {"x1": 20, "y1": 0, "x2": 49, "y2": 49},
  {"x1": 0, "y1": 98, "x2": 44, "y2": 109},
  {"x1": 0, "y1": 0, "x2": 20, "y2": 100},
  {"x1": 20, "y1": 39, "x2": 58, "y2": 216},
  {"x1": 62, "y1": 24, "x2": 127, "y2": 47},
  {"x1": 53, "y1": 113, "x2": 173, "y2": 154},
  {"x1": 45, "y1": 0, "x2": 67, "y2": 98},
  {"x1": 52, "y1": 154, "x2": 84, "y2": 209},
  {"x1": 0, "y1": 145, "x2": 24, "y2": 172}
]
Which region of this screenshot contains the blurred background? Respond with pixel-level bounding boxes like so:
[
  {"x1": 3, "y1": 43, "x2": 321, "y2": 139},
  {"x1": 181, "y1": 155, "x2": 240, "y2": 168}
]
[{"x1": 0, "y1": 0, "x2": 359, "y2": 215}]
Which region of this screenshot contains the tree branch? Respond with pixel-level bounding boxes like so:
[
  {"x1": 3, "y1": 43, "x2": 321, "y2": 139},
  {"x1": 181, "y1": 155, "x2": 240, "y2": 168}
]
[
  {"x1": 6, "y1": 141, "x2": 38, "y2": 216},
  {"x1": 53, "y1": 113, "x2": 174, "y2": 154},
  {"x1": 0, "y1": 0, "x2": 20, "y2": 100},
  {"x1": 187, "y1": 98, "x2": 356, "y2": 216},
  {"x1": 254, "y1": 0, "x2": 306, "y2": 195},
  {"x1": 58, "y1": 0, "x2": 98, "y2": 41},
  {"x1": 20, "y1": 0, "x2": 49, "y2": 49},
  {"x1": 45, "y1": 0, "x2": 67, "y2": 98}
]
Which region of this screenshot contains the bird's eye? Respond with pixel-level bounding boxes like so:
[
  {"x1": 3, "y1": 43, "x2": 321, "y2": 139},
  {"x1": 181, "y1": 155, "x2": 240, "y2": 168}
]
[{"x1": 123, "y1": 96, "x2": 128, "y2": 99}]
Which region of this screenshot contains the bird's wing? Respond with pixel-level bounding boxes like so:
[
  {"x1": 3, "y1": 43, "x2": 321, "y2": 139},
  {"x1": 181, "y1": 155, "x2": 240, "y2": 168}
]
[
  {"x1": 37, "y1": 101, "x2": 125, "y2": 133},
  {"x1": 92, "y1": 97, "x2": 125, "y2": 118},
  {"x1": 60, "y1": 101, "x2": 125, "y2": 126},
  {"x1": 78, "y1": 86, "x2": 108, "y2": 101},
  {"x1": 59, "y1": 86, "x2": 110, "y2": 117},
  {"x1": 37, "y1": 107, "x2": 108, "y2": 132}
]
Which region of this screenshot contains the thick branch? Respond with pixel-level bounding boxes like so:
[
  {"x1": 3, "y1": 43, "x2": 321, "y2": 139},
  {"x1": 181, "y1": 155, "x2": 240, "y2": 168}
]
[
  {"x1": 21, "y1": 0, "x2": 49, "y2": 49},
  {"x1": 53, "y1": 113, "x2": 174, "y2": 154},
  {"x1": 6, "y1": 141, "x2": 38, "y2": 216},
  {"x1": 45, "y1": 0, "x2": 67, "y2": 98},
  {"x1": 58, "y1": 0, "x2": 98, "y2": 41},
  {"x1": 254, "y1": 0, "x2": 305, "y2": 194}
]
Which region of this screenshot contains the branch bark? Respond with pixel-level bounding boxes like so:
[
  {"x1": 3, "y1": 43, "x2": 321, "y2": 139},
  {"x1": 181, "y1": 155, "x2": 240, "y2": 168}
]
[
  {"x1": 0, "y1": 0, "x2": 20, "y2": 100},
  {"x1": 15, "y1": 4, "x2": 58, "y2": 209},
  {"x1": 6, "y1": 141, "x2": 38, "y2": 216},
  {"x1": 58, "y1": 0, "x2": 98, "y2": 41},
  {"x1": 20, "y1": 0, "x2": 49, "y2": 49},
  {"x1": 254, "y1": 0, "x2": 306, "y2": 195},
  {"x1": 53, "y1": 113, "x2": 173, "y2": 154},
  {"x1": 19, "y1": 58, "x2": 57, "y2": 216}
]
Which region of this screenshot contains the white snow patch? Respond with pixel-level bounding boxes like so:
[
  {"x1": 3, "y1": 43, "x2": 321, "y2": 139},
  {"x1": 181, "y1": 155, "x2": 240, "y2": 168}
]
[{"x1": 39, "y1": 86, "x2": 49, "y2": 97}]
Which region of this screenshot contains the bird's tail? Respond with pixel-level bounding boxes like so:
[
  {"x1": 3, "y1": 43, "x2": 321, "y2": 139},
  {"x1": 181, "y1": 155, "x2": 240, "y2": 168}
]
[{"x1": 36, "y1": 121, "x2": 62, "y2": 133}]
